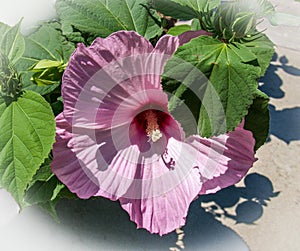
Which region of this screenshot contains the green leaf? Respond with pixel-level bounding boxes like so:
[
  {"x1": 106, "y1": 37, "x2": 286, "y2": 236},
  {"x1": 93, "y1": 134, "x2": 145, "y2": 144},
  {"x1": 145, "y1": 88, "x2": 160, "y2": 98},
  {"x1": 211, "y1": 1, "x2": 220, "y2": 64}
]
[
  {"x1": 0, "y1": 20, "x2": 25, "y2": 66},
  {"x1": 150, "y1": 0, "x2": 220, "y2": 20},
  {"x1": 167, "y1": 25, "x2": 191, "y2": 36},
  {"x1": 56, "y1": 0, "x2": 162, "y2": 40},
  {"x1": 191, "y1": 18, "x2": 201, "y2": 30},
  {"x1": 24, "y1": 158, "x2": 78, "y2": 221},
  {"x1": 232, "y1": 12, "x2": 255, "y2": 39},
  {"x1": 38, "y1": 199, "x2": 61, "y2": 222},
  {"x1": 34, "y1": 186, "x2": 76, "y2": 222},
  {"x1": 176, "y1": 0, "x2": 221, "y2": 12},
  {"x1": 15, "y1": 22, "x2": 75, "y2": 96},
  {"x1": 30, "y1": 158, "x2": 54, "y2": 183},
  {"x1": 163, "y1": 36, "x2": 261, "y2": 137},
  {"x1": 0, "y1": 96, "x2": 4, "y2": 106},
  {"x1": 0, "y1": 22, "x2": 10, "y2": 42},
  {"x1": 29, "y1": 59, "x2": 63, "y2": 70},
  {"x1": 150, "y1": 0, "x2": 199, "y2": 20},
  {"x1": 242, "y1": 33, "x2": 274, "y2": 76},
  {"x1": 24, "y1": 176, "x2": 64, "y2": 205},
  {"x1": 0, "y1": 91, "x2": 55, "y2": 205},
  {"x1": 244, "y1": 90, "x2": 270, "y2": 151}
]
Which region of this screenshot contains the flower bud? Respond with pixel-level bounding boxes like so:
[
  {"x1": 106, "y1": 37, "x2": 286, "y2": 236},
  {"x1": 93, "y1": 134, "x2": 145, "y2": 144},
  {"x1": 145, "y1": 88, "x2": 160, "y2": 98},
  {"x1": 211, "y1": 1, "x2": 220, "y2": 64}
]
[
  {"x1": 0, "y1": 53, "x2": 22, "y2": 103},
  {"x1": 29, "y1": 59, "x2": 67, "y2": 86}
]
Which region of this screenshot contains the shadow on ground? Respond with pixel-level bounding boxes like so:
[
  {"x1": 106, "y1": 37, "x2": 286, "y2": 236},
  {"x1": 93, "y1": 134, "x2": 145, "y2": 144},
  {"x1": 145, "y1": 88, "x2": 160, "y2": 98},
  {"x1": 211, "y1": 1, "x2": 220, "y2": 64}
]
[
  {"x1": 200, "y1": 173, "x2": 279, "y2": 224},
  {"x1": 259, "y1": 53, "x2": 300, "y2": 144},
  {"x1": 269, "y1": 105, "x2": 300, "y2": 143},
  {"x1": 55, "y1": 195, "x2": 249, "y2": 251},
  {"x1": 259, "y1": 53, "x2": 300, "y2": 99}
]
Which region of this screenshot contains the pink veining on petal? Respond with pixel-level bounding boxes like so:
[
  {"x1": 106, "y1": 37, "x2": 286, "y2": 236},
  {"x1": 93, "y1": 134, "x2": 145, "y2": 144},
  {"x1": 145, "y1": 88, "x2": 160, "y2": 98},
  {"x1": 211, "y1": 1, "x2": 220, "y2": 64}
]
[
  {"x1": 186, "y1": 121, "x2": 256, "y2": 195},
  {"x1": 62, "y1": 31, "x2": 154, "y2": 127},
  {"x1": 119, "y1": 137, "x2": 202, "y2": 236},
  {"x1": 51, "y1": 113, "x2": 100, "y2": 199}
]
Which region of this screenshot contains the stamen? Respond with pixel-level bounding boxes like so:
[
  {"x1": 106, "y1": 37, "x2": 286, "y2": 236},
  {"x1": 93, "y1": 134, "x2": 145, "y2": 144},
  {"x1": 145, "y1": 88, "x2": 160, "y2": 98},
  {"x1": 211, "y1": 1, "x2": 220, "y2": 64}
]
[{"x1": 144, "y1": 110, "x2": 163, "y2": 143}]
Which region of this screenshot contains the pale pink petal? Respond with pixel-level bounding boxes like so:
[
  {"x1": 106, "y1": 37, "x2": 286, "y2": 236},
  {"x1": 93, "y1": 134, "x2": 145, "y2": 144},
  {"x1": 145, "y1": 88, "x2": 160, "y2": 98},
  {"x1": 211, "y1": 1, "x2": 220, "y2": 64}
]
[
  {"x1": 186, "y1": 122, "x2": 256, "y2": 195},
  {"x1": 119, "y1": 137, "x2": 202, "y2": 235},
  {"x1": 52, "y1": 109, "x2": 187, "y2": 202},
  {"x1": 62, "y1": 31, "x2": 155, "y2": 128},
  {"x1": 52, "y1": 113, "x2": 138, "y2": 200},
  {"x1": 53, "y1": 108, "x2": 203, "y2": 236},
  {"x1": 91, "y1": 112, "x2": 186, "y2": 200},
  {"x1": 51, "y1": 113, "x2": 100, "y2": 198}
]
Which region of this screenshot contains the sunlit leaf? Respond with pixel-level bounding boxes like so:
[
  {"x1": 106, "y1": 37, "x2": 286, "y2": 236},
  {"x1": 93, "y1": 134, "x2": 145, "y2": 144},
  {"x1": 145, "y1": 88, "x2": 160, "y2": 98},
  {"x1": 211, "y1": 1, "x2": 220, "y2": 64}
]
[
  {"x1": 163, "y1": 35, "x2": 261, "y2": 137},
  {"x1": 56, "y1": 0, "x2": 162, "y2": 40},
  {"x1": 0, "y1": 91, "x2": 55, "y2": 205},
  {"x1": 0, "y1": 20, "x2": 25, "y2": 66},
  {"x1": 16, "y1": 22, "x2": 74, "y2": 95}
]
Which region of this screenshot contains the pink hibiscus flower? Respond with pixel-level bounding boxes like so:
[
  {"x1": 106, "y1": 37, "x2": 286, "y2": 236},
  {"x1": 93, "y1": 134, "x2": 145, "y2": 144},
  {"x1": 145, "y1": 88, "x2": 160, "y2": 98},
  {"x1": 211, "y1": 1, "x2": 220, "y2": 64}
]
[{"x1": 51, "y1": 30, "x2": 256, "y2": 235}]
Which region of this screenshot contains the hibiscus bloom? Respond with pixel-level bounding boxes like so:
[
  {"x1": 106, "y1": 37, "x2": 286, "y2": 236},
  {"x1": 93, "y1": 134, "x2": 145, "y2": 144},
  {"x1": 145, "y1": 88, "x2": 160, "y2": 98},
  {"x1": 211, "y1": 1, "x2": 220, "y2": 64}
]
[{"x1": 51, "y1": 30, "x2": 256, "y2": 235}]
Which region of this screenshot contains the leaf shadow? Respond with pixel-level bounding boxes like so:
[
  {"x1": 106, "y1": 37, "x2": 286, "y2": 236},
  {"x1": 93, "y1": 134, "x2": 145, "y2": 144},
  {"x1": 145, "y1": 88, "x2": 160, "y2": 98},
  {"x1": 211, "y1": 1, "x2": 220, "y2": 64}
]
[
  {"x1": 259, "y1": 52, "x2": 300, "y2": 99},
  {"x1": 259, "y1": 52, "x2": 300, "y2": 144},
  {"x1": 269, "y1": 104, "x2": 300, "y2": 144},
  {"x1": 200, "y1": 173, "x2": 279, "y2": 225}
]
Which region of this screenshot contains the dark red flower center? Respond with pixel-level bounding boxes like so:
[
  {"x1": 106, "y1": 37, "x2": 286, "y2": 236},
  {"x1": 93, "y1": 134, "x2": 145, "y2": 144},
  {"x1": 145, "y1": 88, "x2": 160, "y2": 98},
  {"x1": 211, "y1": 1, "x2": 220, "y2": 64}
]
[{"x1": 134, "y1": 109, "x2": 169, "y2": 143}]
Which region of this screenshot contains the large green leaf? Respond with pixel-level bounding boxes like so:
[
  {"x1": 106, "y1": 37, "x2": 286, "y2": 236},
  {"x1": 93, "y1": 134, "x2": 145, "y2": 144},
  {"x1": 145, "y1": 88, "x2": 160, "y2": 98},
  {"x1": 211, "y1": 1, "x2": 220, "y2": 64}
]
[
  {"x1": 56, "y1": 0, "x2": 162, "y2": 40},
  {"x1": 0, "y1": 91, "x2": 55, "y2": 205},
  {"x1": 242, "y1": 33, "x2": 274, "y2": 76},
  {"x1": 150, "y1": 0, "x2": 220, "y2": 20},
  {"x1": 16, "y1": 22, "x2": 75, "y2": 96},
  {"x1": 163, "y1": 36, "x2": 261, "y2": 137},
  {"x1": 244, "y1": 90, "x2": 270, "y2": 151},
  {"x1": 0, "y1": 20, "x2": 25, "y2": 66}
]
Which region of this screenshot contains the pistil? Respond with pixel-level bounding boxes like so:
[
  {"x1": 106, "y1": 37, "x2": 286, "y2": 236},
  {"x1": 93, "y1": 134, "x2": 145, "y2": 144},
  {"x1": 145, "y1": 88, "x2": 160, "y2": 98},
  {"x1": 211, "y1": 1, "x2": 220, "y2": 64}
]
[{"x1": 144, "y1": 110, "x2": 163, "y2": 143}]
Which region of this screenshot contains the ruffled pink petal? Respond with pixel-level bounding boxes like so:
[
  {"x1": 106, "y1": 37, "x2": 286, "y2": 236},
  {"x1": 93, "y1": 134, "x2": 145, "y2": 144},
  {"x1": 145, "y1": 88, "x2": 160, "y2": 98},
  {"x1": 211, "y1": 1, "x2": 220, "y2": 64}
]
[
  {"x1": 186, "y1": 122, "x2": 256, "y2": 195},
  {"x1": 119, "y1": 137, "x2": 202, "y2": 236},
  {"x1": 62, "y1": 31, "x2": 155, "y2": 128},
  {"x1": 52, "y1": 108, "x2": 186, "y2": 200},
  {"x1": 51, "y1": 113, "x2": 100, "y2": 199},
  {"x1": 52, "y1": 112, "x2": 140, "y2": 200},
  {"x1": 53, "y1": 108, "x2": 202, "y2": 236}
]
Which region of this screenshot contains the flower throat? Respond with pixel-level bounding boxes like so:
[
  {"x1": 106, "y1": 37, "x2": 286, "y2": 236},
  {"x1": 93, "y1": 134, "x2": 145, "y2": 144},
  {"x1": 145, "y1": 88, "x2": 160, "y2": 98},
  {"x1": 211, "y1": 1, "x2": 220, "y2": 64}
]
[{"x1": 144, "y1": 110, "x2": 162, "y2": 143}]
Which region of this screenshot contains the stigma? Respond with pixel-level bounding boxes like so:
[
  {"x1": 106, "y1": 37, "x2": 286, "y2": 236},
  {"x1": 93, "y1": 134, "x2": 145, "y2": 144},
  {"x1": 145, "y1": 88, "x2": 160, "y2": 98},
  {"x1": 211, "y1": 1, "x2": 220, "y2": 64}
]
[{"x1": 148, "y1": 129, "x2": 163, "y2": 142}]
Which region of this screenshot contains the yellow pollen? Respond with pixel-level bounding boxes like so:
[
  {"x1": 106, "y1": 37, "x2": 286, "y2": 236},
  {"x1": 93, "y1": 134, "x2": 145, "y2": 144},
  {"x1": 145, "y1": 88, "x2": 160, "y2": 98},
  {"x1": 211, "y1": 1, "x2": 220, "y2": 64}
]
[{"x1": 144, "y1": 110, "x2": 163, "y2": 143}]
